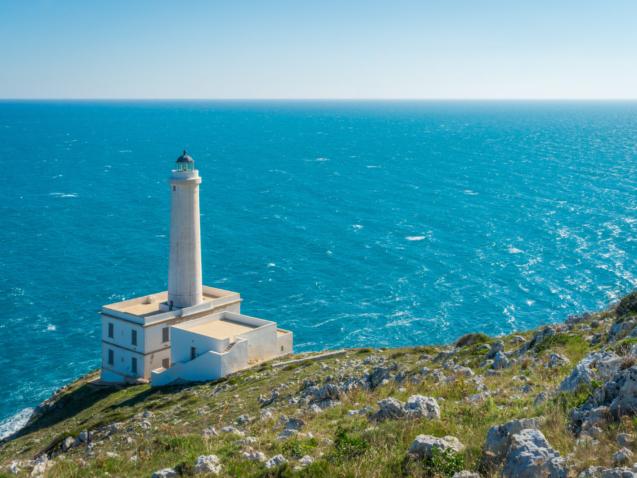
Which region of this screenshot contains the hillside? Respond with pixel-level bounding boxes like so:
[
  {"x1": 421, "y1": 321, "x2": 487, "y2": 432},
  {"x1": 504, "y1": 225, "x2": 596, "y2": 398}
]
[{"x1": 3, "y1": 294, "x2": 637, "y2": 478}]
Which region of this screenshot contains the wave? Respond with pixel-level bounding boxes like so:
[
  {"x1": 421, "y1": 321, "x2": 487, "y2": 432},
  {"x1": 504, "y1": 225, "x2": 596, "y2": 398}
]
[{"x1": 0, "y1": 408, "x2": 33, "y2": 440}]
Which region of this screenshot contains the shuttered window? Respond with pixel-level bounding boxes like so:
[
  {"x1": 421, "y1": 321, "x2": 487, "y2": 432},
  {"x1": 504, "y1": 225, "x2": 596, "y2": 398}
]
[
  {"x1": 108, "y1": 323, "x2": 114, "y2": 338},
  {"x1": 132, "y1": 357, "x2": 137, "y2": 375},
  {"x1": 162, "y1": 327, "x2": 169, "y2": 343},
  {"x1": 131, "y1": 329, "x2": 137, "y2": 346},
  {"x1": 108, "y1": 349, "x2": 114, "y2": 365}
]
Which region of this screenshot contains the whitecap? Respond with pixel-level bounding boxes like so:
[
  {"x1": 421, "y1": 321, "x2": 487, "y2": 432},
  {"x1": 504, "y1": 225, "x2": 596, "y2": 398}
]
[
  {"x1": 47, "y1": 324, "x2": 56, "y2": 331},
  {"x1": 267, "y1": 263, "x2": 276, "y2": 267},
  {"x1": 406, "y1": 236, "x2": 426, "y2": 241},
  {"x1": 119, "y1": 150, "x2": 132, "y2": 153},
  {"x1": 353, "y1": 225, "x2": 363, "y2": 229},
  {"x1": 0, "y1": 408, "x2": 33, "y2": 440},
  {"x1": 367, "y1": 166, "x2": 381, "y2": 168},
  {"x1": 508, "y1": 247, "x2": 523, "y2": 254},
  {"x1": 316, "y1": 158, "x2": 329, "y2": 161},
  {"x1": 464, "y1": 190, "x2": 478, "y2": 195}
]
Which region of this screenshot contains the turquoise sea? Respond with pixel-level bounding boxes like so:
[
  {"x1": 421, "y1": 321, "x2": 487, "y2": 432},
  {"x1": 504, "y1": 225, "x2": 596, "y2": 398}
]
[{"x1": 1, "y1": 101, "x2": 637, "y2": 437}]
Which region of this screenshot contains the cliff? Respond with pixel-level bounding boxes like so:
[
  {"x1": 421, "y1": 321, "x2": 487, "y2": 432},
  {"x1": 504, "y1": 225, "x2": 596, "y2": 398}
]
[{"x1": 3, "y1": 293, "x2": 637, "y2": 478}]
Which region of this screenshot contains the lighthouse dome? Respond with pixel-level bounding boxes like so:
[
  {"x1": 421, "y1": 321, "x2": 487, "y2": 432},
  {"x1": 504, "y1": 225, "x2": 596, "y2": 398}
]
[{"x1": 176, "y1": 150, "x2": 194, "y2": 163}]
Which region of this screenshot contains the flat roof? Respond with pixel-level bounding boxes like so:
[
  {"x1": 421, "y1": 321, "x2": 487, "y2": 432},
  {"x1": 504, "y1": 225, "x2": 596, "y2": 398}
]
[
  {"x1": 188, "y1": 319, "x2": 258, "y2": 340},
  {"x1": 115, "y1": 291, "x2": 234, "y2": 318}
]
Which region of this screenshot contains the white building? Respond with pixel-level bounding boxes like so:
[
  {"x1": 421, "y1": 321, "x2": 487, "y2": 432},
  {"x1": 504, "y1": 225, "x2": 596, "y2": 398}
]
[{"x1": 99, "y1": 151, "x2": 293, "y2": 385}]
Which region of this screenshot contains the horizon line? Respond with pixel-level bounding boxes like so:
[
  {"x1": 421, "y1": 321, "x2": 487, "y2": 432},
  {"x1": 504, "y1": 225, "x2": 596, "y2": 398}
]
[{"x1": 2, "y1": 98, "x2": 637, "y2": 102}]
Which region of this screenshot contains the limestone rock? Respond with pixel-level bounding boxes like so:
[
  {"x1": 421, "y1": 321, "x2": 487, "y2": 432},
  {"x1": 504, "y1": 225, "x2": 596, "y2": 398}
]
[
  {"x1": 482, "y1": 418, "x2": 543, "y2": 467},
  {"x1": 201, "y1": 426, "x2": 218, "y2": 439},
  {"x1": 502, "y1": 429, "x2": 567, "y2": 478},
  {"x1": 578, "y1": 466, "x2": 607, "y2": 478},
  {"x1": 236, "y1": 437, "x2": 259, "y2": 445},
  {"x1": 617, "y1": 434, "x2": 635, "y2": 447},
  {"x1": 452, "y1": 472, "x2": 481, "y2": 478},
  {"x1": 409, "y1": 435, "x2": 465, "y2": 459},
  {"x1": 480, "y1": 359, "x2": 494, "y2": 369},
  {"x1": 546, "y1": 353, "x2": 571, "y2": 368},
  {"x1": 284, "y1": 417, "x2": 305, "y2": 431},
  {"x1": 264, "y1": 455, "x2": 288, "y2": 469},
  {"x1": 487, "y1": 341, "x2": 505, "y2": 359},
  {"x1": 612, "y1": 448, "x2": 634, "y2": 466},
  {"x1": 432, "y1": 348, "x2": 459, "y2": 363},
  {"x1": 533, "y1": 392, "x2": 549, "y2": 407},
  {"x1": 601, "y1": 467, "x2": 637, "y2": 477},
  {"x1": 151, "y1": 469, "x2": 178, "y2": 478},
  {"x1": 243, "y1": 451, "x2": 267, "y2": 462},
  {"x1": 404, "y1": 395, "x2": 440, "y2": 421},
  {"x1": 62, "y1": 436, "x2": 74, "y2": 452},
  {"x1": 369, "y1": 398, "x2": 404, "y2": 422},
  {"x1": 558, "y1": 353, "x2": 598, "y2": 392},
  {"x1": 193, "y1": 455, "x2": 221, "y2": 474},
  {"x1": 299, "y1": 455, "x2": 313, "y2": 466},
  {"x1": 219, "y1": 426, "x2": 244, "y2": 436},
  {"x1": 454, "y1": 366, "x2": 475, "y2": 378},
  {"x1": 492, "y1": 351, "x2": 508, "y2": 370}
]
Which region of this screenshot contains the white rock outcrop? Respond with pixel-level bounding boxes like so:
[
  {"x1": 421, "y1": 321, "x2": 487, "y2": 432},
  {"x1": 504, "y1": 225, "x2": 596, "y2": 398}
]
[
  {"x1": 193, "y1": 455, "x2": 221, "y2": 474},
  {"x1": 408, "y1": 435, "x2": 465, "y2": 459},
  {"x1": 502, "y1": 429, "x2": 567, "y2": 478}
]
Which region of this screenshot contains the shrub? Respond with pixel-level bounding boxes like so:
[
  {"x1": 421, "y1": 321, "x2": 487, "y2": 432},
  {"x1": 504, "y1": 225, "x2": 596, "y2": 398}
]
[
  {"x1": 617, "y1": 291, "x2": 637, "y2": 317},
  {"x1": 357, "y1": 348, "x2": 373, "y2": 354},
  {"x1": 456, "y1": 333, "x2": 489, "y2": 348},
  {"x1": 283, "y1": 364, "x2": 299, "y2": 371},
  {"x1": 282, "y1": 438, "x2": 317, "y2": 459},
  {"x1": 175, "y1": 461, "x2": 194, "y2": 476},
  {"x1": 534, "y1": 334, "x2": 585, "y2": 355},
  {"x1": 328, "y1": 426, "x2": 369, "y2": 461},
  {"x1": 427, "y1": 447, "x2": 465, "y2": 477},
  {"x1": 612, "y1": 338, "x2": 637, "y2": 356}
]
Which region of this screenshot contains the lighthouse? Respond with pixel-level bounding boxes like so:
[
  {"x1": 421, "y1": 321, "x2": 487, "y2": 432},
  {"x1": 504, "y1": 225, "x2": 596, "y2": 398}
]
[
  {"x1": 98, "y1": 149, "x2": 292, "y2": 385},
  {"x1": 167, "y1": 150, "x2": 203, "y2": 308}
]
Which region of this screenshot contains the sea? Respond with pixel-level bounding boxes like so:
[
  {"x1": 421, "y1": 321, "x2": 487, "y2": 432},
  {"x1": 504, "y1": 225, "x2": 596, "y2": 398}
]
[{"x1": 1, "y1": 100, "x2": 637, "y2": 438}]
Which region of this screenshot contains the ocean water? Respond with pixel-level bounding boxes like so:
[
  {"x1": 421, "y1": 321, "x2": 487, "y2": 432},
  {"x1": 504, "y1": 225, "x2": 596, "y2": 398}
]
[{"x1": 1, "y1": 100, "x2": 637, "y2": 436}]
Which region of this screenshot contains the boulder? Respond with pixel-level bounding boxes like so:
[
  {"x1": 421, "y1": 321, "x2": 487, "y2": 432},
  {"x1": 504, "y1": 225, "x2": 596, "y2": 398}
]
[
  {"x1": 454, "y1": 366, "x2": 475, "y2": 378},
  {"x1": 264, "y1": 455, "x2": 288, "y2": 469},
  {"x1": 299, "y1": 455, "x2": 313, "y2": 466},
  {"x1": 493, "y1": 352, "x2": 509, "y2": 370},
  {"x1": 236, "y1": 437, "x2": 259, "y2": 445},
  {"x1": 243, "y1": 451, "x2": 267, "y2": 462},
  {"x1": 482, "y1": 418, "x2": 543, "y2": 467},
  {"x1": 579, "y1": 466, "x2": 607, "y2": 477},
  {"x1": 370, "y1": 363, "x2": 400, "y2": 387},
  {"x1": 193, "y1": 455, "x2": 221, "y2": 474},
  {"x1": 409, "y1": 435, "x2": 465, "y2": 459},
  {"x1": 480, "y1": 359, "x2": 494, "y2": 369},
  {"x1": 617, "y1": 434, "x2": 635, "y2": 447},
  {"x1": 404, "y1": 395, "x2": 440, "y2": 421},
  {"x1": 219, "y1": 427, "x2": 244, "y2": 436},
  {"x1": 62, "y1": 436, "x2": 74, "y2": 452},
  {"x1": 533, "y1": 392, "x2": 550, "y2": 407},
  {"x1": 558, "y1": 353, "x2": 598, "y2": 392},
  {"x1": 546, "y1": 353, "x2": 572, "y2": 368},
  {"x1": 487, "y1": 341, "x2": 505, "y2": 359},
  {"x1": 477, "y1": 344, "x2": 491, "y2": 352},
  {"x1": 284, "y1": 417, "x2": 305, "y2": 431},
  {"x1": 151, "y1": 469, "x2": 178, "y2": 478},
  {"x1": 601, "y1": 467, "x2": 637, "y2": 478},
  {"x1": 612, "y1": 448, "x2": 634, "y2": 466},
  {"x1": 201, "y1": 426, "x2": 218, "y2": 439},
  {"x1": 502, "y1": 429, "x2": 567, "y2": 478},
  {"x1": 452, "y1": 472, "x2": 480, "y2": 478},
  {"x1": 369, "y1": 398, "x2": 405, "y2": 422},
  {"x1": 432, "y1": 348, "x2": 460, "y2": 363}
]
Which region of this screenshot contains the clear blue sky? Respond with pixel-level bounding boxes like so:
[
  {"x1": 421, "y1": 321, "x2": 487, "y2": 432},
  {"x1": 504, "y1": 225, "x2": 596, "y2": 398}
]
[{"x1": 1, "y1": 0, "x2": 636, "y2": 99}]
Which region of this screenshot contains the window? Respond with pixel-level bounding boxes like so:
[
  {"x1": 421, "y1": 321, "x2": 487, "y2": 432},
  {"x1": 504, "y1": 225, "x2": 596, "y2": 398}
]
[
  {"x1": 173, "y1": 186, "x2": 176, "y2": 191},
  {"x1": 131, "y1": 330, "x2": 137, "y2": 346},
  {"x1": 162, "y1": 327, "x2": 170, "y2": 343},
  {"x1": 188, "y1": 163, "x2": 192, "y2": 170},
  {"x1": 191, "y1": 347, "x2": 196, "y2": 360},
  {"x1": 162, "y1": 358, "x2": 170, "y2": 369},
  {"x1": 108, "y1": 323, "x2": 114, "y2": 338},
  {"x1": 108, "y1": 349, "x2": 114, "y2": 365},
  {"x1": 281, "y1": 346, "x2": 284, "y2": 351},
  {"x1": 132, "y1": 357, "x2": 137, "y2": 375}
]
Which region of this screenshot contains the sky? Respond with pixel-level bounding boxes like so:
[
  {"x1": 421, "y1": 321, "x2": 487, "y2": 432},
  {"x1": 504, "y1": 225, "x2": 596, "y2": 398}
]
[{"x1": 0, "y1": 0, "x2": 636, "y2": 99}]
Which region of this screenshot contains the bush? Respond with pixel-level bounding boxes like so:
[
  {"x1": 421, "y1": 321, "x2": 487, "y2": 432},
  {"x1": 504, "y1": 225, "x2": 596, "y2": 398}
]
[
  {"x1": 534, "y1": 334, "x2": 585, "y2": 355},
  {"x1": 328, "y1": 426, "x2": 369, "y2": 461},
  {"x1": 609, "y1": 338, "x2": 637, "y2": 356},
  {"x1": 357, "y1": 348, "x2": 373, "y2": 354},
  {"x1": 456, "y1": 333, "x2": 489, "y2": 348},
  {"x1": 283, "y1": 364, "x2": 299, "y2": 371},
  {"x1": 427, "y1": 447, "x2": 465, "y2": 477},
  {"x1": 617, "y1": 291, "x2": 637, "y2": 317}
]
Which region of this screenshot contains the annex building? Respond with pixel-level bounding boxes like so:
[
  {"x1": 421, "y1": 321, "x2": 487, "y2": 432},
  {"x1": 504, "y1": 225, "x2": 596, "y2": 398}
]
[{"x1": 99, "y1": 151, "x2": 293, "y2": 386}]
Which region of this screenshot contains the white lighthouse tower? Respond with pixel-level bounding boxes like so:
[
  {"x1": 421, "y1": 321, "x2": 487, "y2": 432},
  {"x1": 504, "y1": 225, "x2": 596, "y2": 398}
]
[{"x1": 167, "y1": 151, "x2": 203, "y2": 309}]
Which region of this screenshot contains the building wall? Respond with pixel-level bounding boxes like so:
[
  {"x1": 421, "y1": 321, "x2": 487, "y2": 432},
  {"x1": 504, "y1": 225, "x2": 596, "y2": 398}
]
[
  {"x1": 277, "y1": 330, "x2": 294, "y2": 356},
  {"x1": 236, "y1": 324, "x2": 277, "y2": 362},
  {"x1": 151, "y1": 338, "x2": 249, "y2": 386},
  {"x1": 101, "y1": 342, "x2": 145, "y2": 380},
  {"x1": 171, "y1": 326, "x2": 229, "y2": 364}
]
